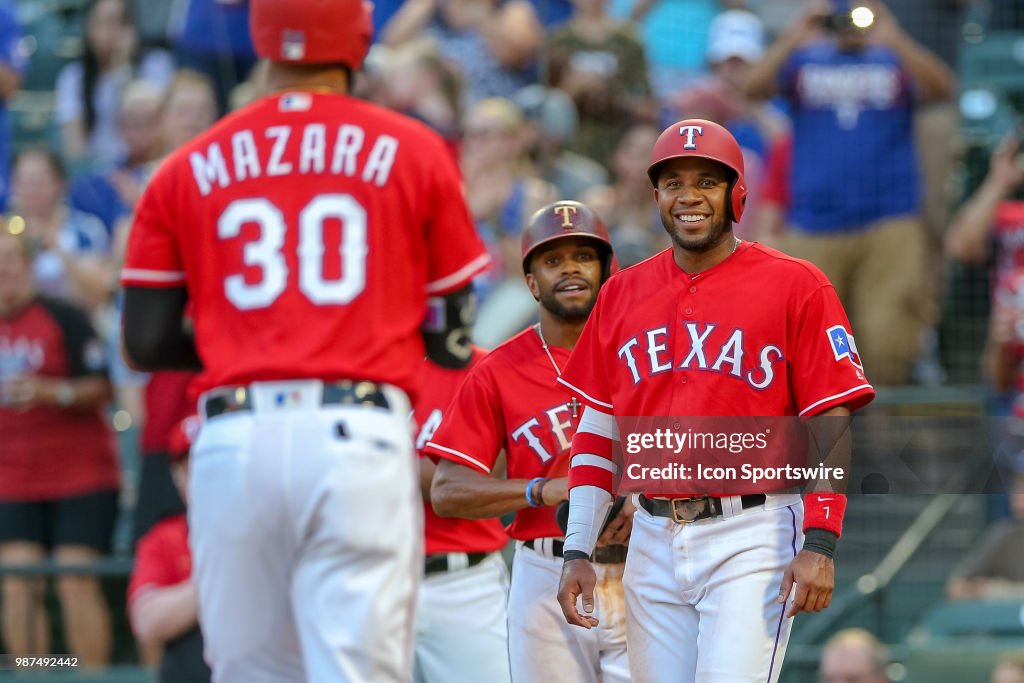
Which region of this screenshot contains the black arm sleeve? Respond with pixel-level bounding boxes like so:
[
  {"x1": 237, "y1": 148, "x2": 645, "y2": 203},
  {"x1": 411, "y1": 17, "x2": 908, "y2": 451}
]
[
  {"x1": 422, "y1": 284, "x2": 476, "y2": 369},
  {"x1": 122, "y1": 286, "x2": 202, "y2": 371}
]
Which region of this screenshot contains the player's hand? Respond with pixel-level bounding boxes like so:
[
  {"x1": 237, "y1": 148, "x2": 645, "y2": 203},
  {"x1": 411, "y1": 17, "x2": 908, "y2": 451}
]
[
  {"x1": 540, "y1": 476, "x2": 569, "y2": 506},
  {"x1": 778, "y1": 549, "x2": 834, "y2": 618},
  {"x1": 596, "y1": 496, "x2": 635, "y2": 547},
  {"x1": 557, "y1": 559, "x2": 599, "y2": 629}
]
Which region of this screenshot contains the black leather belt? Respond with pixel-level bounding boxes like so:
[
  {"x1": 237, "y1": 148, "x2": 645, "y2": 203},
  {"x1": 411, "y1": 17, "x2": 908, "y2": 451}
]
[
  {"x1": 203, "y1": 381, "x2": 389, "y2": 419},
  {"x1": 524, "y1": 539, "x2": 627, "y2": 564},
  {"x1": 424, "y1": 552, "x2": 489, "y2": 576},
  {"x1": 639, "y1": 494, "x2": 766, "y2": 524}
]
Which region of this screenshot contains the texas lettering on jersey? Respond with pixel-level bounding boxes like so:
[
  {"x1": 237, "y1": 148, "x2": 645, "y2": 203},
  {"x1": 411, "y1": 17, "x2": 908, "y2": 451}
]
[
  {"x1": 424, "y1": 328, "x2": 581, "y2": 540},
  {"x1": 560, "y1": 244, "x2": 875, "y2": 419},
  {"x1": 616, "y1": 321, "x2": 784, "y2": 390}
]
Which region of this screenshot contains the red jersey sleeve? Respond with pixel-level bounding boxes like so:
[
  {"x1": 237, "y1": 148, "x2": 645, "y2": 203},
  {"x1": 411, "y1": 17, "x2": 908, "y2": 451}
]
[
  {"x1": 558, "y1": 294, "x2": 614, "y2": 411},
  {"x1": 791, "y1": 284, "x2": 875, "y2": 416},
  {"x1": 423, "y1": 362, "x2": 506, "y2": 474},
  {"x1": 121, "y1": 164, "x2": 186, "y2": 288},
  {"x1": 424, "y1": 139, "x2": 489, "y2": 294},
  {"x1": 127, "y1": 522, "x2": 177, "y2": 606}
]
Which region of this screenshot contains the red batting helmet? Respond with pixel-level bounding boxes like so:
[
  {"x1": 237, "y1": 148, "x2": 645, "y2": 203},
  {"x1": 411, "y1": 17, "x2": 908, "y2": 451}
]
[
  {"x1": 250, "y1": 0, "x2": 372, "y2": 70},
  {"x1": 521, "y1": 200, "x2": 616, "y2": 280},
  {"x1": 647, "y1": 119, "x2": 748, "y2": 222}
]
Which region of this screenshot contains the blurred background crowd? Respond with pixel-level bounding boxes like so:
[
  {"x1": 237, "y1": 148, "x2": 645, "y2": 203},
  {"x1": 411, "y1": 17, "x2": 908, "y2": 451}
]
[{"x1": 1, "y1": 0, "x2": 1024, "y2": 681}]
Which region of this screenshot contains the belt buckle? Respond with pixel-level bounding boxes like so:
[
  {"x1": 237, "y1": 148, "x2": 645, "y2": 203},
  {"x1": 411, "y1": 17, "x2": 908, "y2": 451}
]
[{"x1": 670, "y1": 497, "x2": 708, "y2": 524}]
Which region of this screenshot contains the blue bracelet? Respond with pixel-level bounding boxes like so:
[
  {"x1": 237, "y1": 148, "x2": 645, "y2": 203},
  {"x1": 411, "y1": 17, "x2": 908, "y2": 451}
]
[{"x1": 526, "y1": 477, "x2": 546, "y2": 507}]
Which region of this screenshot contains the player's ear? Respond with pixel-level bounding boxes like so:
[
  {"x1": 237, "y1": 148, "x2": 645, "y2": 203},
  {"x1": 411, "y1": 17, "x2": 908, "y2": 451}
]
[{"x1": 525, "y1": 272, "x2": 540, "y2": 301}]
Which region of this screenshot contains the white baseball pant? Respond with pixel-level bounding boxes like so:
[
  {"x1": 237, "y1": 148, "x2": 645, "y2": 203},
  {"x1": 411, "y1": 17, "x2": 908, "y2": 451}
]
[
  {"x1": 189, "y1": 380, "x2": 421, "y2": 683},
  {"x1": 624, "y1": 494, "x2": 803, "y2": 683},
  {"x1": 507, "y1": 540, "x2": 629, "y2": 683},
  {"x1": 413, "y1": 552, "x2": 511, "y2": 683}
]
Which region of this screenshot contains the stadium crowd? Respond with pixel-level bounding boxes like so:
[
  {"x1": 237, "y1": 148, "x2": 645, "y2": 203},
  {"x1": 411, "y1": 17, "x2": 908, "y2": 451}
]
[{"x1": 1, "y1": 0, "x2": 1024, "y2": 680}]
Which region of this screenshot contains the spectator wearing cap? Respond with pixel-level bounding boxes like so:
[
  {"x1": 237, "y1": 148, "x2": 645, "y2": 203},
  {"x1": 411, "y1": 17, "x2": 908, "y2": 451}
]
[
  {"x1": 129, "y1": 415, "x2": 211, "y2": 683},
  {"x1": 669, "y1": 8, "x2": 789, "y2": 242},
  {"x1": 818, "y1": 628, "x2": 891, "y2": 683},
  {"x1": 746, "y1": 0, "x2": 954, "y2": 386},
  {"x1": 512, "y1": 84, "x2": 608, "y2": 200},
  {"x1": 547, "y1": 0, "x2": 655, "y2": 169},
  {"x1": 0, "y1": 222, "x2": 119, "y2": 667}
]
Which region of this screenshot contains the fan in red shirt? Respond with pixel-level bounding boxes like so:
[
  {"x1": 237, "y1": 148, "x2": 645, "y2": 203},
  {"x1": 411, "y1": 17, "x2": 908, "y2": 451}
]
[
  {"x1": 0, "y1": 225, "x2": 119, "y2": 667},
  {"x1": 427, "y1": 201, "x2": 632, "y2": 683},
  {"x1": 119, "y1": 1, "x2": 489, "y2": 681}
]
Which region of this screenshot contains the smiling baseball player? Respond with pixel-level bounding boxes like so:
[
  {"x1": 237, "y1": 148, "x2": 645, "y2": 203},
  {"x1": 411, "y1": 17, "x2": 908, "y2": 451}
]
[
  {"x1": 555, "y1": 120, "x2": 876, "y2": 682},
  {"x1": 427, "y1": 201, "x2": 631, "y2": 683},
  {"x1": 119, "y1": 0, "x2": 489, "y2": 680}
]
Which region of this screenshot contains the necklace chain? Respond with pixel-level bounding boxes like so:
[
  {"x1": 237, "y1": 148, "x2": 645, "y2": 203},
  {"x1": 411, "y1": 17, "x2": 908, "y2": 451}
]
[{"x1": 534, "y1": 323, "x2": 562, "y2": 377}]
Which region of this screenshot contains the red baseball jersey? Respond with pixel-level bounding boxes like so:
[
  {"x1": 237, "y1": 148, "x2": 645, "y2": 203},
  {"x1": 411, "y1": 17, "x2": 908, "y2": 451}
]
[
  {"x1": 560, "y1": 244, "x2": 875, "y2": 417},
  {"x1": 560, "y1": 243, "x2": 874, "y2": 496},
  {"x1": 413, "y1": 351, "x2": 507, "y2": 555},
  {"x1": 122, "y1": 92, "x2": 489, "y2": 398},
  {"x1": 424, "y1": 327, "x2": 582, "y2": 541}
]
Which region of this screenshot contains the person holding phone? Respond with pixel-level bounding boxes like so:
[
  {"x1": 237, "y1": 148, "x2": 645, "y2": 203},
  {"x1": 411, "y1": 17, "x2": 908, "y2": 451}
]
[{"x1": 745, "y1": 0, "x2": 954, "y2": 387}]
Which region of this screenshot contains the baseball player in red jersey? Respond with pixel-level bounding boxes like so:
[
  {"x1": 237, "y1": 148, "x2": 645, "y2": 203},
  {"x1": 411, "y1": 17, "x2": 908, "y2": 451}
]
[
  {"x1": 555, "y1": 119, "x2": 876, "y2": 682},
  {"x1": 426, "y1": 200, "x2": 631, "y2": 683},
  {"x1": 119, "y1": 0, "x2": 490, "y2": 680},
  {"x1": 411, "y1": 351, "x2": 512, "y2": 683}
]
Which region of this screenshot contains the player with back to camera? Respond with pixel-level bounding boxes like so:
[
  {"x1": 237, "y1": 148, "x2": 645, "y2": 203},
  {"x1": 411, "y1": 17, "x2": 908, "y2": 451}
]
[
  {"x1": 427, "y1": 200, "x2": 633, "y2": 683},
  {"x1": 119, "y1": 0, "x2": 490, "y2": 681},
  {"x1": 556, "y1": 119, "x2": 876, "y2": 682}
]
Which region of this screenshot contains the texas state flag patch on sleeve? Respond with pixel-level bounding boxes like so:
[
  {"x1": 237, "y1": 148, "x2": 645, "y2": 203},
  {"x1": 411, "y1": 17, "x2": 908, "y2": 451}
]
[{"x1": 827, "y1": 325, "x2": 863, "y2": 369}]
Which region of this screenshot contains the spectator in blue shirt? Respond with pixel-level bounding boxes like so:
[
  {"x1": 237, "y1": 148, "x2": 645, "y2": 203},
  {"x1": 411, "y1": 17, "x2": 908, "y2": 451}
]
[
  {"x1": 171, "y1": 0, "x2": 256, "y2": 115},
  {"x1": 0, "y1": 2, "x2": 25, "y2": 209},
  {"x1": 746, "y1": 0, "x2": 953, "y2": 385}
]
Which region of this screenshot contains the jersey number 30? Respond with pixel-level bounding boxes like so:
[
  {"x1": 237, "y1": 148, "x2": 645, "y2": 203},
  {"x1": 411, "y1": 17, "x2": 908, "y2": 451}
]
[{"x1": 218, "y1": 195, "x2": 367, "y2": 310}]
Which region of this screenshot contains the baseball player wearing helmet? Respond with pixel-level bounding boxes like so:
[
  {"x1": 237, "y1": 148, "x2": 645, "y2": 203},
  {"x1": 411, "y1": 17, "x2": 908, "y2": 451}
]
[
  {"x1": 426, "y1": 200, "x2": 631, "y2": 683},
  {"x1": 120, "y1": 0, "x2": 490, "y2": 680},
  {"x1": 555, "y1": 120, "x2": 876, "y2": 682}
]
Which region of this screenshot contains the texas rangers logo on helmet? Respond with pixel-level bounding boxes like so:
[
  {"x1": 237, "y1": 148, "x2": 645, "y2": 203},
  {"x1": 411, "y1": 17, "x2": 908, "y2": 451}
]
[
  {"x1": 826, "y1": 325, "x2": 863, "y2": 370},
  {"x1": 679, "y1": 124, "x2": 704, "y2": 150},
  {"x1": 553, "y1": 203, "x2": 579, "y2": 229}
]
